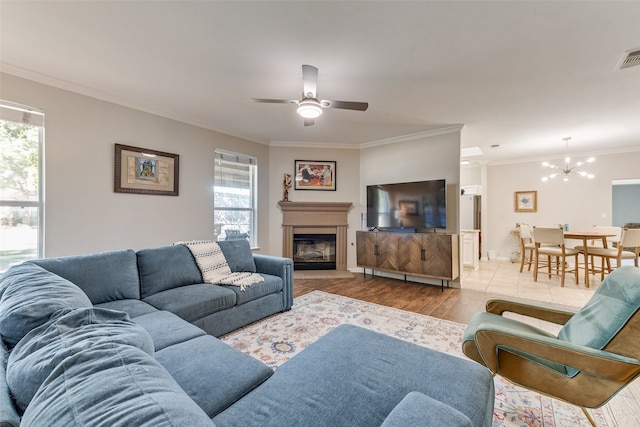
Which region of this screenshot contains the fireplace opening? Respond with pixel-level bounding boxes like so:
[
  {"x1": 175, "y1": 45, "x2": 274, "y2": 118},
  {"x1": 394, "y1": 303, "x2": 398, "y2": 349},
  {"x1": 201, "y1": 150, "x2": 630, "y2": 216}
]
[{"x1": 293, "y1": 234, "x2": 336, "y2": 270}]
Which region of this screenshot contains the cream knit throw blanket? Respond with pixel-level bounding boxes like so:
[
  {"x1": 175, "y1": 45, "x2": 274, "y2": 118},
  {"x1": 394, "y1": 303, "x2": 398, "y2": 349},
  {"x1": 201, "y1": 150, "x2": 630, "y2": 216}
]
[{"x1": 179, "y1": 240, "x2": 264, "y2": 291}]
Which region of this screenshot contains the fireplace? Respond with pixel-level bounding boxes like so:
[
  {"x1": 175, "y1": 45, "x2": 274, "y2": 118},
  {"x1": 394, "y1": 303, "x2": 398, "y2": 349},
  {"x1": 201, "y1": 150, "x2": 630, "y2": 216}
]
[
  {"x1": 293, "y1": 234, "x2": 336, "y2": 270},
  {"x1": 278, "y1": 201, "x2": 353, "y2": 271}
]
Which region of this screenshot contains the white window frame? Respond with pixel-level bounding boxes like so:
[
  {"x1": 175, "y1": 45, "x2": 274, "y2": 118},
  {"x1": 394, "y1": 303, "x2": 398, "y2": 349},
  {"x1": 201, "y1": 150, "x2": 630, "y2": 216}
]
[
  {"x1": 0, "y1": 100, "x2": 45, "y2": 270},
  {"x1": 214, "y1": 149, "x2": 257, "y2": 247}
]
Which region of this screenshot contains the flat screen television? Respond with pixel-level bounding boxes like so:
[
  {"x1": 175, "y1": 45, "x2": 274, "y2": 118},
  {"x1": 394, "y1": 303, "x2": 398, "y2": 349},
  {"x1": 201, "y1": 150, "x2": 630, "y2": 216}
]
[{"x1": 366, "y1": 179, "x2": 446, "y2": 230}]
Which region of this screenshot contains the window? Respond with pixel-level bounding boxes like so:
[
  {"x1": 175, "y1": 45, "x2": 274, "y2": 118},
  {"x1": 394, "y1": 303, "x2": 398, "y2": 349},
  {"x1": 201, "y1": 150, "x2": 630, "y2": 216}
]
[
  {"x1": 0, "y1": 101, "x2": 45, "y2": 272},
  {"x1": 214, "y1": 150, "x2": 257, "y2": 246}
]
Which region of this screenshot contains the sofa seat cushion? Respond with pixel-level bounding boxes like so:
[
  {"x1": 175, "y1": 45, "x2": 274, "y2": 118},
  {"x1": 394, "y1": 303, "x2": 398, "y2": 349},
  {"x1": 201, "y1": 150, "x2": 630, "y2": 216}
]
[
  {"x1": 0, "y1": 263, "x2": 92, "y2": 348},
  {"x1": 7, "y1": 307, "x2": 154, "y2": 412},
  {"x1": 223, "y1": 273, "x2": 283, "y2": 306},
  {"x1": 381, "y1": 391, "x2": 473, "y2": 427},
  {"x1": 132, "y1": 311, "x2": 206, "y2": 351},
  {"x1": 96, "y1": 299, "x2": 158, "y2": 318},
  {"x1": 214, "y1": 325, "x2": 494, "y2": 427},
  {"x1": 31, "y1": 250, "x2": 140, "y2": 303},
  {"x1": 156, "y1": 335, "x2": 273, "y2": 417},
  {"x1": 137, "y1": 245, "x2": 203, "y2": 299},
  {"x1": 143, "y1": 284, "x2": 236, "y2": 322},
  {"x1": 20, "y1": 343, "x2": 215, "y2": 427}
]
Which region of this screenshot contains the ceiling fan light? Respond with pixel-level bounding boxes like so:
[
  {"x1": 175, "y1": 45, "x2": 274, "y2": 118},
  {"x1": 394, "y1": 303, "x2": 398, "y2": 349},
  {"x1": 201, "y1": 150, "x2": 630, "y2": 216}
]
[{"x1": 297, "y1": 101, "x2": 323, "y2": 119}]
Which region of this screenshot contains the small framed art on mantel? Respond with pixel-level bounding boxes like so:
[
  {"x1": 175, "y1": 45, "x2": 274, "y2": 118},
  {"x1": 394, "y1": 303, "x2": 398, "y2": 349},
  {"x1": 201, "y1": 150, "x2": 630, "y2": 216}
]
[
  {"x1": 114, "y1": 144, "x2": 179, "y2": 196},
  {"x1": 514, "y1": 190, "x2": 537, "y2": 212},
  {"x1": 294, "y1": 160, "x2": 336, "y2": 191}
]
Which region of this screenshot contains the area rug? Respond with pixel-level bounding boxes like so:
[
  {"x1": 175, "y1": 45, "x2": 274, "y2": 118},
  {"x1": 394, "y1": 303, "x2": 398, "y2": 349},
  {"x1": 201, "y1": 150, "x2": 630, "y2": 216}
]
[{"x1": 221, "y1": 290, "x2": 611, "y2": 427}]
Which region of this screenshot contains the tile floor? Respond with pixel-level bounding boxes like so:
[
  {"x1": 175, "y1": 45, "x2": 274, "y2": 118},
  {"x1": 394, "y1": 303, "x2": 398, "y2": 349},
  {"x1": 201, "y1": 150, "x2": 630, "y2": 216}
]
[{"x1": 461, "y1": 258, "x2": 604, "y2": 309}]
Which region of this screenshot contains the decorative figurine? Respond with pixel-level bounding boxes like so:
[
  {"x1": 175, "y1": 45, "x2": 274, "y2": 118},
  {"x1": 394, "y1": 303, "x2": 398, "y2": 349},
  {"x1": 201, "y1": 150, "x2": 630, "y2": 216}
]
[{"x1": 282, "y1": 173, "x2": 292, "y2": 202}]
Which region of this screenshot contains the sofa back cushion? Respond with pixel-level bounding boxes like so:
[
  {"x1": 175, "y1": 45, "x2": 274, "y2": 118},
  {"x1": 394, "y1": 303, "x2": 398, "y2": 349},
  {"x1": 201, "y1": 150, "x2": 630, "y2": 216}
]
[
  {"x1": 7, "y1": 307, "x2": 154, "y2": 411},
  {"x1": 0, "y1": 263, "x2": 92, "y2": 348},
  {"x1": 137, "y1": 245, "x2": 203, "y2": 299},
  {"x1": 217, "y1": 240, "x2": 257, "y2": 273},
  {"x1": 31, "y1": 249, "x2": 140, "y2": 304}
]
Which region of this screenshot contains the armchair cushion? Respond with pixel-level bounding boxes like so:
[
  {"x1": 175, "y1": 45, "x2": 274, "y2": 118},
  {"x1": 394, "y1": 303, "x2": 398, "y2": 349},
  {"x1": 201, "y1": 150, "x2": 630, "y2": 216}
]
[{"x1": 558, "y1": 266, "x2": 640, "y2": 375}]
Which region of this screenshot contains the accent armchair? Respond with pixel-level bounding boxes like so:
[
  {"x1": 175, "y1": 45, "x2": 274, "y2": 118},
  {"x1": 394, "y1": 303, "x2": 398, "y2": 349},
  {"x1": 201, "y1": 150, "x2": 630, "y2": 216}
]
[{"x1": 462, "y1": 266, "x2": 640, "y2": 426}]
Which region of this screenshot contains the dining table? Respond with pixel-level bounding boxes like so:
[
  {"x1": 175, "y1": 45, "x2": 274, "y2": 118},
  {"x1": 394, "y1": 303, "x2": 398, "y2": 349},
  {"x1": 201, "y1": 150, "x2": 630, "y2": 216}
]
[{"x1": 564, "y1": 230, "x2": 617, "y2": 287}]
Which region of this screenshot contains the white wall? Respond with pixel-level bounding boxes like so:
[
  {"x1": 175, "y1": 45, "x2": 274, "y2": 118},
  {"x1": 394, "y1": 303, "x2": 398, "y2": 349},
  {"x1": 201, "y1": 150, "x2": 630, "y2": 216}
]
[
  {"x1": 485, "y1": 150, "x2": 640, "y2": 260},
  {"x1": 1, "y1": 73, "x2": 272, "y2": 257}
]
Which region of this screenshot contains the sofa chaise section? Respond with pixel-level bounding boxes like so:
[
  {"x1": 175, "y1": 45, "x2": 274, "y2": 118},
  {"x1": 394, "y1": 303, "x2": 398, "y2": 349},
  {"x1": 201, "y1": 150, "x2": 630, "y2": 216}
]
[{"x1": 213, "y1": 324, "x2": 495, "y2": 427}]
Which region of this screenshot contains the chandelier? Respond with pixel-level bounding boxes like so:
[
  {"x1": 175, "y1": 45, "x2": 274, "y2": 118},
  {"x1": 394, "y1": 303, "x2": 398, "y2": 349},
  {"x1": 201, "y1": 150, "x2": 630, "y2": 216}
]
[{"x1": 541, "y1": 137, "x2": 595, "y2": 182}]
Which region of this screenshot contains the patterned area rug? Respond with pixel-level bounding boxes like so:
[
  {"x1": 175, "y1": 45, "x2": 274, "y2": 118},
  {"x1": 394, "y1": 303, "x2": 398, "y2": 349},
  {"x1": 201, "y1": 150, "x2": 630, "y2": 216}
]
[{"x1": 221, "y1": 290, "x2": 611, "y2": 427}]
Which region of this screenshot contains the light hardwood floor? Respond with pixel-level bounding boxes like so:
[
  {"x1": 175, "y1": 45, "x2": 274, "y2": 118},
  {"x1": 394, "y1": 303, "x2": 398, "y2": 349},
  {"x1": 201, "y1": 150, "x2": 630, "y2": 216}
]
[{"x1": 293, "y1": 260, "x2": 640, "y2": 427}]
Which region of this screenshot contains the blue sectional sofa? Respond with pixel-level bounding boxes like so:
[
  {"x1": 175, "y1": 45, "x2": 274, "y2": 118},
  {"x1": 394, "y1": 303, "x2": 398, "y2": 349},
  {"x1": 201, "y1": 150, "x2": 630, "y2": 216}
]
[{"x1": 0, "y1": 241, "x2": 495, "y2": 426}]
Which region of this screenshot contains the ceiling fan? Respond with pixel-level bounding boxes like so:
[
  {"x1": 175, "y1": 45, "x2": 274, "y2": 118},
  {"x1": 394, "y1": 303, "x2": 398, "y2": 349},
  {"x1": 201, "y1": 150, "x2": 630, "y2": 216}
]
[{"x1": 252, "y1": 64, "x2": 368, "y2": 126}]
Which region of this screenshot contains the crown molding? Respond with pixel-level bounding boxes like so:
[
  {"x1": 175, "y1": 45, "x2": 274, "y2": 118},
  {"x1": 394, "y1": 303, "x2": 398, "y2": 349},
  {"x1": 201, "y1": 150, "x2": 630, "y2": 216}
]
[{"x1": 359, "y1": 125, "x2": 464, "y2": 149}]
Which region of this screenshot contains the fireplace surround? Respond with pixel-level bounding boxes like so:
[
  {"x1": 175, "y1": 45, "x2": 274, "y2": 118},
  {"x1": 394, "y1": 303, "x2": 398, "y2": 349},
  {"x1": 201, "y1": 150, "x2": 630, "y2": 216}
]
[{"x1": 278, "y1": 202, "x2": 352, "y2": 271}]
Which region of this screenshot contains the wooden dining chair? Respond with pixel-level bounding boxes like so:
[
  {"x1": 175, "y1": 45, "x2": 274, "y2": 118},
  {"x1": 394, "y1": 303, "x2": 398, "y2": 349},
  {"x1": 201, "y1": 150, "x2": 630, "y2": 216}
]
[
  {"x1": 574, "y1": 225, "x2": 622, "y2": 279},
  {"x1": 518, "y1": 224, "x2": 535, "y2": 273},
  {"x1": 533, "y1": 226, "x2": 579, "y2": 287},
  {"x1": 587, "y1": 228, "x2": 640, "y2": 279}
]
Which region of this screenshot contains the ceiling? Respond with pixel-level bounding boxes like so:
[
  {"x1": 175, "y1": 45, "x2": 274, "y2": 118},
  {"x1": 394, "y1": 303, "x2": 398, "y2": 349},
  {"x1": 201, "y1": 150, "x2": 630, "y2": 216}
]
[{"x1": 1, "y1": 1, "x2": 639, "y2": 165}]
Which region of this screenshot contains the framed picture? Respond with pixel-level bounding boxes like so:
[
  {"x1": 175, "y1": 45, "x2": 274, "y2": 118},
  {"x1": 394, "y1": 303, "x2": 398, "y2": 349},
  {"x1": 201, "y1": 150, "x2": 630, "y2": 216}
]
[
  {"x1": 515, "y1": 190, "x2": 537, "y2": 212},
  {"x1": 398, "y1": 200, "x2": 418, "y2": 215},
  {"x1": 114, "y1": 144, "x2": 179, "y2": 196},
  {"x1": 294, "y1": 160, "x2": 336, "y2": 191}
]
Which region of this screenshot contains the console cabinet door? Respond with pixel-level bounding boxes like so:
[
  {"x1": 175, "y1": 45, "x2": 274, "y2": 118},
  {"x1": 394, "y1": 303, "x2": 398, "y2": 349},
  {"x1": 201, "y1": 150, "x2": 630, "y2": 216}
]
[
  {"x1": 356, "y1": 231, "x2": 398, "y2": 270},
  {"x1": 423, "y1": 234, "x2": 456, "y2": 279},
  {"x1": 375, "y1": 232, "x2": 398, "y2": 271},
  {"x1": 356, "y1": 231, "x2": 377, "y2": 268},
  {"x1": 397, "y1": 234, "x2": 424, "y2": 274}
]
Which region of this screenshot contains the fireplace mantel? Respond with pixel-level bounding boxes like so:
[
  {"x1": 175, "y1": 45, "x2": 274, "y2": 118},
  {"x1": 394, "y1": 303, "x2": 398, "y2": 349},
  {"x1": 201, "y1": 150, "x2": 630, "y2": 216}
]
[{"x1": 278, "y1": 201, "x2": 353, "y2": 271}]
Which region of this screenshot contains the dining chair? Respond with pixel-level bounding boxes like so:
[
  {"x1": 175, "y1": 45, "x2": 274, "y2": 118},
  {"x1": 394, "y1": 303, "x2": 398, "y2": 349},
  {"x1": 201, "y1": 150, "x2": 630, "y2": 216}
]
[
  {"x1": 574, "y1": 225, "x2": 622, "y2": 279},
  {"x1": 587, "y1": 228, "x2": 640, "y2": 279},
  {"x1": 533, "y1": 226, "x2": 579, "y2": 287},
  {"x1": 462, "y1": 266, "x2": 640, "y2": 427},
  {"x1": 517, "y1": 224, "x2": 535, "y2": 273}
]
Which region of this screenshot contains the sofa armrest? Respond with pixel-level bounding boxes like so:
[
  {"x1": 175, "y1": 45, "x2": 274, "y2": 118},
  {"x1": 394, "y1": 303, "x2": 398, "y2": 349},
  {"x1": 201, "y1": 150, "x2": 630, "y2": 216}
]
[
  {"x1": 1, "y1": 340, "x2": 21, "y2": 427},
  {"x1": 381, "y1": 392, "x2": 472, "y2": 427},
  {"x1": 253, "y1": 254, "x2": 294, "y2": 311}
]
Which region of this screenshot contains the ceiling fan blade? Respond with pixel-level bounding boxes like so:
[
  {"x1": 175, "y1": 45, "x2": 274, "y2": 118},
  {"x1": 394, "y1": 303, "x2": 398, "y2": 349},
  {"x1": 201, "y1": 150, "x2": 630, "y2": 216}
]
[
  {"x1": 321, "y1": 100, "x2": 368, "y2": 111},
  {"x1": 302, "y1": 65, "x2": 318, "y2": 98},
  {"x1": 304, "y1": 118, "x2": 315, "y2": 126},
  {"x1": 252, "y1": 98, "x2": 298, "y2": 104}
]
